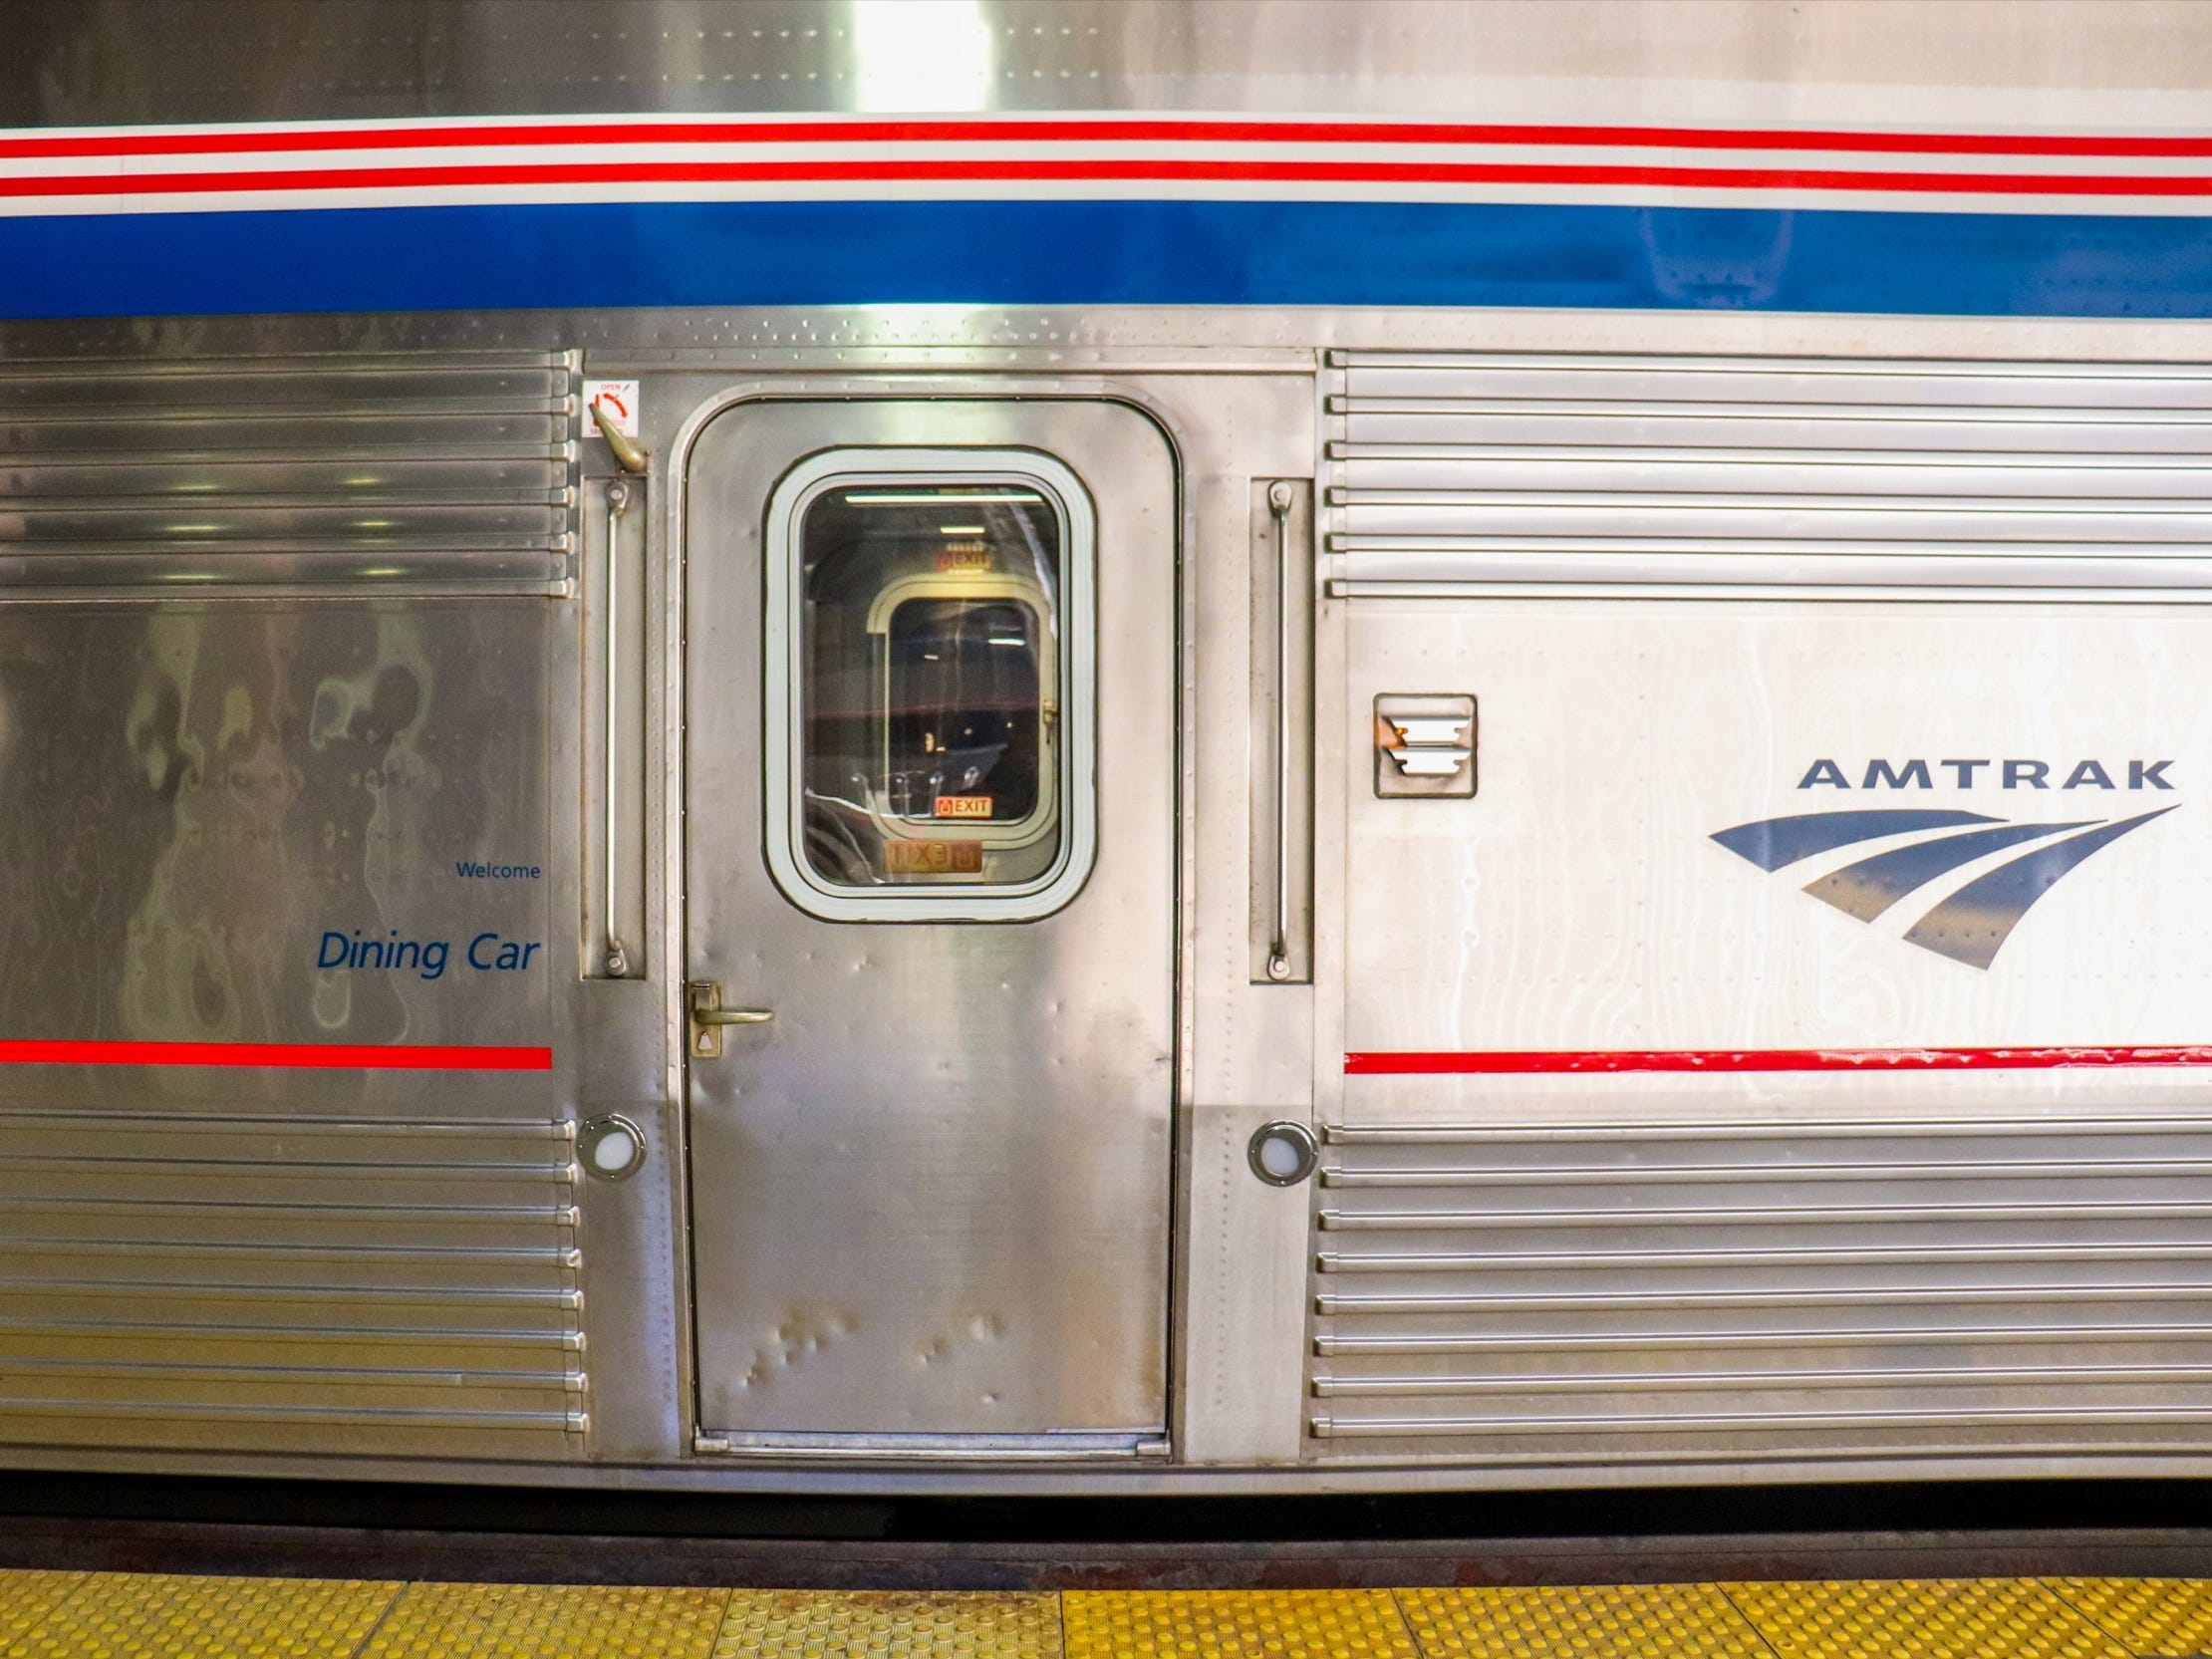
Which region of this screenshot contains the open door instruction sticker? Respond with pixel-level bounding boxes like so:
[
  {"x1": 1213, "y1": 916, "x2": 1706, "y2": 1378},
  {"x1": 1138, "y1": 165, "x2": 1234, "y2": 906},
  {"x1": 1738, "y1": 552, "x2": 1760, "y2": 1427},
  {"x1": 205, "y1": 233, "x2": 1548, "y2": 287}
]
[
  {"x1": 885, "y1": 840, "x2": 985, "y2": 875},
  {"x1": 585, "y1": 380, "x2": 640, "y2": 438}
]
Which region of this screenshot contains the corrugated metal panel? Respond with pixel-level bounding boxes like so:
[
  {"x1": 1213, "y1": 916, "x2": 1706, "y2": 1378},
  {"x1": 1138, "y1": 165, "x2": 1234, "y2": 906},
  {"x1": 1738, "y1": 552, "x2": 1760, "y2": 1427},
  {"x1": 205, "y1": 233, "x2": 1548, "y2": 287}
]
[
  {"x1": 1326, "y1": 351, "x2": 2212, "y2": 600},
  {"x1": 1309, "y1": 1119, "x2": 2212, "y2": 1467},
  {"x1": 0, "y1": 1110, "x2": 586, "y2": 1458},
  {"x1": 0, "y1": 354, "x2": 576, "y2": 595}
]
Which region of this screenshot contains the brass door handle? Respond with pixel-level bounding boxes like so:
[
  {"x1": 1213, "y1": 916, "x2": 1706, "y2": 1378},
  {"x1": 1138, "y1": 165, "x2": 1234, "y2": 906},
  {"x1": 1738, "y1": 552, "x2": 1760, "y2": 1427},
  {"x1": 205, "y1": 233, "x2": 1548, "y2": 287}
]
[
  {"x1": 589, "y1": 398, "x2": 651, "y2": 475},
  {"x1": 689, "y1": 980, "x2": 771, "y2": 1058}
]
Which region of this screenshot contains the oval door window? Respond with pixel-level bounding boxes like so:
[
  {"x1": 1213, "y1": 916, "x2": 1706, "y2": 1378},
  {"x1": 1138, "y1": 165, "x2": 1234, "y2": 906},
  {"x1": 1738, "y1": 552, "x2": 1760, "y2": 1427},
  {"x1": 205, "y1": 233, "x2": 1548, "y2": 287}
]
[{"x1": 762, "y1": 449, "x2": 1098, "y2": 922}]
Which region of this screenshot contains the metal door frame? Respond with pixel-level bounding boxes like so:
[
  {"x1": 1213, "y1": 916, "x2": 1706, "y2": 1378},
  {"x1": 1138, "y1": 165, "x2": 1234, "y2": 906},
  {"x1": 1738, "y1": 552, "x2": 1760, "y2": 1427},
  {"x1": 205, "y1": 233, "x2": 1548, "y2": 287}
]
[{"x1": 666, "y1": 379, "x2": 1190, "y2": 1463}]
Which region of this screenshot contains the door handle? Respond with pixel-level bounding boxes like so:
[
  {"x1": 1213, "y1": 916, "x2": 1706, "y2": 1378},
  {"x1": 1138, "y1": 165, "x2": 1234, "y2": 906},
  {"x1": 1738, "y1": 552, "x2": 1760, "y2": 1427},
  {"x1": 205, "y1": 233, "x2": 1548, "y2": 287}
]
[
  {"x1": 601, "y1": 478, "x2": 633, "y2": 978},
  {"x1": 1266, "y1": 479, "x2": 1296, "y2": 982},
  {"x1": 689, "y1": 980, "x2": 772, "y2": 1058}
]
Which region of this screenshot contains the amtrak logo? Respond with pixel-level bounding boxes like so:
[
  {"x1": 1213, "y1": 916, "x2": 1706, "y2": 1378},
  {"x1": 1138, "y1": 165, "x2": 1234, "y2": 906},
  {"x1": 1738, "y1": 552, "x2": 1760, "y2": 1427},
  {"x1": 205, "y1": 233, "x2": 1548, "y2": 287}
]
[{"x1": 1711, "y1": 804, "x2": 2177, "y2": 969}]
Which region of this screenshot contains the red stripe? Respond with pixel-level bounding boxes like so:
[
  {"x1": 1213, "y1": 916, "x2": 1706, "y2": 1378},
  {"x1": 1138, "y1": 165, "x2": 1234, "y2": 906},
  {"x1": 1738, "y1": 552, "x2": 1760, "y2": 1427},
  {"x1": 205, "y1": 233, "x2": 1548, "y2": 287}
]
[
  {"x1": 0, "y1": 1040, "x2": 552, "y2": 1071},
  {"x1": 0, "y1": 117, "x2": 2207, "y2": 161},
  {"x1": 4, "y1": 158, "x2": 2208, "y2": 199},
  {"x1": 1347, "y1": 1045, "x2": 2212, "y2": 1075}
]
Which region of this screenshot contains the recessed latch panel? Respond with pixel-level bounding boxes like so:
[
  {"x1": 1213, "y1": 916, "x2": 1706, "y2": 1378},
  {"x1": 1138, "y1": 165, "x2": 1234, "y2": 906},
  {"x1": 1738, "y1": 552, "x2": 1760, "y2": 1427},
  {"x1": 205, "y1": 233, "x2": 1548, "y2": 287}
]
[{"x1": 1374, "y1": 693, "x2": 1477, "y2": 798}]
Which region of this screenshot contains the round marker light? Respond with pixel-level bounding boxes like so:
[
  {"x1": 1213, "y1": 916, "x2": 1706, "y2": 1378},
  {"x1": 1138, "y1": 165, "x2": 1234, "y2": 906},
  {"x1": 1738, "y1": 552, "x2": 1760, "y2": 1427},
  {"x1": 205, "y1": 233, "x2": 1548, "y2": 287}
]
[
  {"x1": 1247, "y1": 1120, "x2": 1319, "y2": 1187},
  {"x1": 579, "y1": 1115, "x2": 646, "y2": 1182}
]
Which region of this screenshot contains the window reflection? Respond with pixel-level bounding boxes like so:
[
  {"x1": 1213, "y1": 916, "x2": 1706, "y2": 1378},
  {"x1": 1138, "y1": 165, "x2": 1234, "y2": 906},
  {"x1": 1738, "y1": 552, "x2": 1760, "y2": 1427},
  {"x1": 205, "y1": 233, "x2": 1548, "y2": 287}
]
[
  {"x1": 883, "y1": 598, "x2": 1042, "y2": 823},
  {"x1": 798, "y1": 483, "x2": 1062, "y2": 888}
]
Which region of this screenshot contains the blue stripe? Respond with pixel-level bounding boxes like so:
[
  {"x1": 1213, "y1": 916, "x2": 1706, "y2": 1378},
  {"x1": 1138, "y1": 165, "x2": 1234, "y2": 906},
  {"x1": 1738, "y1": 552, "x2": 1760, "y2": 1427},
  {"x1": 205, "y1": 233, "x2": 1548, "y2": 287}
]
[
  {"x1": 1802, "y1": 819, "x2": 2093, "y2": 922},
  {"x1": 4, "y1": 199, "x2": 2212, "y2": 318},
  {"x1": 1904, "y1": 806, "x2": 2178, "y2": 969},
  {"x1": 1710, "y1": 809, "x2": 1998, "y2": 873}
]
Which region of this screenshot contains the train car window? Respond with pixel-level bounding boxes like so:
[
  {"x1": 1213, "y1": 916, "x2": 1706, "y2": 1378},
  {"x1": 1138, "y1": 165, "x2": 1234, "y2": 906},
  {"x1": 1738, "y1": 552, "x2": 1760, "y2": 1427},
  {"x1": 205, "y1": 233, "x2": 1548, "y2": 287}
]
[
  {"x1": 802, "y1": 491, "x2": 1061, "y2": 887},
  {"x1": 879, "y1": 596, "x2": 1045, "y2": 827},
  {"x1": 762, "y1": 450, "x2": 1097, "y2": 922}
]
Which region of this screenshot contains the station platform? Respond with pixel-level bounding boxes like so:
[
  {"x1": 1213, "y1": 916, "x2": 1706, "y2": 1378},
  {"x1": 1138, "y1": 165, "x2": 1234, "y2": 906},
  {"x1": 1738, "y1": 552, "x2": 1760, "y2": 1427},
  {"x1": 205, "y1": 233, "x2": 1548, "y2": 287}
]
[{"x1": 2, "y1": 1572, "x2": 2210, "y2": 1659}]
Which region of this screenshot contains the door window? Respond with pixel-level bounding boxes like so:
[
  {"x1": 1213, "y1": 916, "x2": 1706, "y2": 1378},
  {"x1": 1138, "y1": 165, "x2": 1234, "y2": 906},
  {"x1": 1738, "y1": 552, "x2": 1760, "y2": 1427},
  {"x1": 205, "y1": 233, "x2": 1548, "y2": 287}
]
[{"x1": 763, "y1": 450, "x2": 1096, "y2": 921}]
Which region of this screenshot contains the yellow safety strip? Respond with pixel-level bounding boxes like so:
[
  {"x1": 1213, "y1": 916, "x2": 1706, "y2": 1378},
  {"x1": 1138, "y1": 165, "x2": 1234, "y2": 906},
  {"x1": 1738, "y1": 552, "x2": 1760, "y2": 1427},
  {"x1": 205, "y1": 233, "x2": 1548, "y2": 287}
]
[
  {"x1": 1400, "y1": 1583, "x2": 1773, "y2": 1659},
  {"x1": 2, "y1": 1570, "x2": 2209, "y2": 1658}
]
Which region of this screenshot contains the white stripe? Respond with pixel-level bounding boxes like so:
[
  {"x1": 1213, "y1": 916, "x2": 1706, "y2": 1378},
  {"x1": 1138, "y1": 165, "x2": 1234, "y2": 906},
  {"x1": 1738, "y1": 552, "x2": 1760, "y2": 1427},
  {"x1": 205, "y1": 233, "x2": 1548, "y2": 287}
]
[
  {"x1": 0, "y1": 137, "x2": 2199, "y2": 170},
  {"x1": 2, "y1": 109, "x2": 2205, "y2": 143},
  {"x1": 0, "y1": 115, "x2": 2202, "y2": 217},
  {"x1": 0, "y1": 139, "x2": 2195, "y2": 180},
  {"x1": 0, "y1": 178, "x2": 2203, "y2": 218}
]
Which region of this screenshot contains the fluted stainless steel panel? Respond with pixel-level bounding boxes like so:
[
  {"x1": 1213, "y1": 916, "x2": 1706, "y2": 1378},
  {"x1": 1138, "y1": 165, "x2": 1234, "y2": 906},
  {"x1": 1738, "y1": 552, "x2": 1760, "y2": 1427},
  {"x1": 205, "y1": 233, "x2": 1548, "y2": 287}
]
[
  {"x1": 7, "y1": 0, "x2": 2208, "y2": 129},
  {"x1": 1327, "y1": 351, "x2": 2212, "y2": 598},
  {"x1": 0, "y1": 354, "x2": 576, "y2": 595},
  {"x1": 0, "y1": 1110, "x2": 585, "y2": 1455},
  {"x1": 1309, "y1": 1119, "x2": 2212, "y2": 1466}
]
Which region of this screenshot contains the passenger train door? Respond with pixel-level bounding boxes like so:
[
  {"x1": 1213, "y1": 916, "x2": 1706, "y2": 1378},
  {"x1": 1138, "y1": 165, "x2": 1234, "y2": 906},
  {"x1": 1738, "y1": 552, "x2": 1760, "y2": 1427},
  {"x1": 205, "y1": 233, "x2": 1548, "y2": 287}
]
[{"x1": 682, "y1": 397, "x2": 1175, "y2": 1455}]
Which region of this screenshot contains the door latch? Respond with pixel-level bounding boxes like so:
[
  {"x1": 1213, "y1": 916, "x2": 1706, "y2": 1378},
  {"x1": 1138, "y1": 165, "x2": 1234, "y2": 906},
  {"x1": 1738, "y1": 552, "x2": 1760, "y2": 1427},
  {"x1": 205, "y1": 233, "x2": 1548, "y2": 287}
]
[
  {"x1": 688, "y1": 980, "x2": 772, "y2": 1058},
  {"x1": 1373, "y1": 693, "x2": 1477, "y2": 798}
]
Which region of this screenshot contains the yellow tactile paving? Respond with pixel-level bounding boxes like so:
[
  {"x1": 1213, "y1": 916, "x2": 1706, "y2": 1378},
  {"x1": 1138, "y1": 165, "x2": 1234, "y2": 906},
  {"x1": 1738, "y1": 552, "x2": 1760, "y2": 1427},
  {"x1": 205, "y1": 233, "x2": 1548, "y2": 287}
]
[
  {"x1": 0, "y1": 1574, "x2": 85, "y2": 1652},
  {"x1": 0, "y1": 1571, "x2": 400, "y2": 1659},
  {"x1": 8, "y1": 1570, "x2": 2212, "y2": 1659},
  {"x1": 1725, "y1": 1578, "x2": 2135, "y2": 1659},
  {"x1": 1400, "y1": 1583, "x2": 1776, "y2": 1659},
  {"x1": 715, "y1": 1591, "x2": 1058, "y2": 1659},
  {"x1": 2050, "y1": 1578, "x2": 2212, "y2": 1658},
  {"x1": 1062, "y1": 1589, "x2": 1415, "y2": 1659},
  {"x1": 364, "y1": 1582, "x2": 730, "y2": 1659}
]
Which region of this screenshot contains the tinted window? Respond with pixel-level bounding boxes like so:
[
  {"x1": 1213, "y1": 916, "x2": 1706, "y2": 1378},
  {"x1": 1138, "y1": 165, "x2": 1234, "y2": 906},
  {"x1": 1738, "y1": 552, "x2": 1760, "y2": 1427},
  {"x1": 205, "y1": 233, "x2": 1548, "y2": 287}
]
[{"x1": 797, "y1": 484, "x2": 1062, "y2": 889}]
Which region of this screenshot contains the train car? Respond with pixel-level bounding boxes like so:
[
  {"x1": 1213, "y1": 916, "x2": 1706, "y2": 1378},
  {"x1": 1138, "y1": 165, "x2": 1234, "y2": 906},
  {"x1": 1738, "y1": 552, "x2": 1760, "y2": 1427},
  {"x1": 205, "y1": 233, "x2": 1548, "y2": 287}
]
[{"x1": 1, "y1": 0, "x2": 2211, "y2": 1496}]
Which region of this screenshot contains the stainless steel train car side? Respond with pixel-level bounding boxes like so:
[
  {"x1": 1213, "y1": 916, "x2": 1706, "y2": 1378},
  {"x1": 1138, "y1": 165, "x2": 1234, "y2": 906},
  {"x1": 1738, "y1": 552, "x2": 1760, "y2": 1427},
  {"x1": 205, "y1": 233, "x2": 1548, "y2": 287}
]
[{"x1": 3, "y1": 0, "x2": 2212, "y2": 1494}]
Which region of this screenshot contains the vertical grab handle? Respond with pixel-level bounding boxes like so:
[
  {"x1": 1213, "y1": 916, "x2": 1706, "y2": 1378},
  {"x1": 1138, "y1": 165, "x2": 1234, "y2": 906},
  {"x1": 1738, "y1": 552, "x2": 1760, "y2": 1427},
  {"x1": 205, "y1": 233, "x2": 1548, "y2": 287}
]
[
  {"x1": 1265, "y1": 479, "x2": 1296, "y2": 982},
  {"x1": 602, "y1": 479, "x2": 632, "y2": 978}
]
